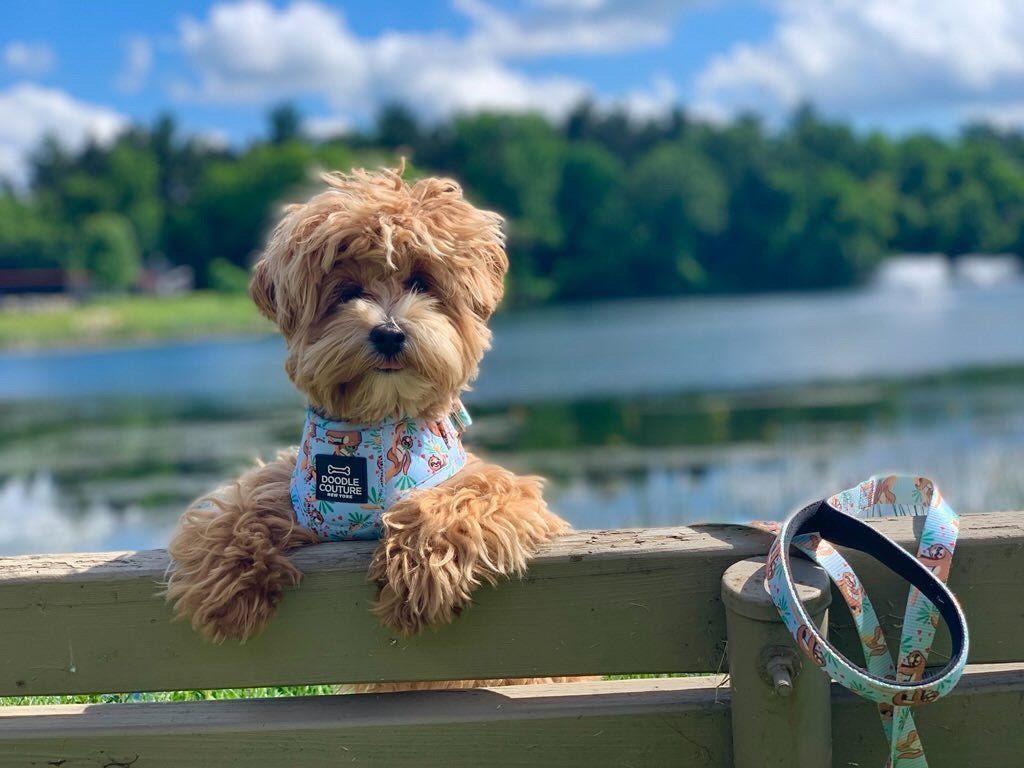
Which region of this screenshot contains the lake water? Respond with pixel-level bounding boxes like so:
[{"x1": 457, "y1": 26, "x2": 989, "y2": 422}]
[{"x1": 2, "y1": 282, "x2": 1023, "y2": 555}]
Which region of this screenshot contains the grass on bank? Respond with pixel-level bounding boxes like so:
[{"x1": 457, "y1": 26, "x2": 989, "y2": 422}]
[
  {"x1": 1, "y1": 676, "x2": 698, "y2": 707},
  {"x1": 0, "y1": 292, "x2": 272, "y2": 350},
  {"x1": 0, "y1": 685, "x2": 338, "y2": 706}
]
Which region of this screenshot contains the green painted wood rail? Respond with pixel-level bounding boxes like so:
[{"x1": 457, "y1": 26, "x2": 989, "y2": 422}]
[{"x1": 0, "y1": 512, "x2": 1021, "y2": 766}]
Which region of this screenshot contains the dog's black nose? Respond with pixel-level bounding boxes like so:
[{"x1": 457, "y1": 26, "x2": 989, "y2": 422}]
[{"x1": 369, "y1": 321, "x2": 406, "y2": 357}]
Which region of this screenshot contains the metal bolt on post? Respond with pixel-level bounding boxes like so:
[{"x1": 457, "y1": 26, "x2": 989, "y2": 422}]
[{"x1": 721, "y1": 556, "x2": 832, "y2": 768}]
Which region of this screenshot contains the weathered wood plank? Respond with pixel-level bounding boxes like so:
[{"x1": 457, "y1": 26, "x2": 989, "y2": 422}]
[
  {"x1": 0, "y1": 677, "x2": 734, "y2": 768},
  {"x1": 832, "y1": 662, "x2": 1024, "y2": 766},
  {"x1": 0, "y1": 512, "x2": 1020, "y2": 695},
  {"x1": 1, "y1": 666, "x2": 1020, "y2": 768}
]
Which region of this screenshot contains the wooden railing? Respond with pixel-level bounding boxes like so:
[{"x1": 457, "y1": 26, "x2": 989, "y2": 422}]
[{"x1": 0, "y1": 512, "x2": 1022, "y2": 766}]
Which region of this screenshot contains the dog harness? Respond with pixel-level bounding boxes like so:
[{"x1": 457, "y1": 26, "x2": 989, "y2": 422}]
[
  {"x1": 731, "y1": 474, "x2": 967, "y2": 768},
  {"x1": 290, "y1": 403, "x2": 471, "y2": 541}
]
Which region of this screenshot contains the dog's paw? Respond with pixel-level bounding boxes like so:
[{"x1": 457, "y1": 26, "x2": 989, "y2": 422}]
[
  {"x1": 367, "y1": 535, "x2": 472, "y2": 635},
  {"x1": 185, "y1": 570, "x2": 296, "y2": 643},
  {"x1": 165, "y1": 449, "x2": 318, "y2": 643},
  {"x1": 366, "y1": 464, "x2": 568, "y2": 636},
  {"x1": 167, "y1": 508, "x2": 309, "y2": 642}
]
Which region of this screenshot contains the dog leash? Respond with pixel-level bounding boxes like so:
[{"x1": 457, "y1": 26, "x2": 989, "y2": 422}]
[{"x1": 737, "y1": 475, "x2": 967, "y2": 767}]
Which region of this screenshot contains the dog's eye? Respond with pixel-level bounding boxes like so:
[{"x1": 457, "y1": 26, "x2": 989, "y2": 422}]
[
  {"x1": 406, "y1": 274, "x2": 431, "y2": 294},
  {"x1": 337, "y1": 284, "x2": 364, "y2": 303}
]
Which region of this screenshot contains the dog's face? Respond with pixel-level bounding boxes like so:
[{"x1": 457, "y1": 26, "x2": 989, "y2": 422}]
[{"x1": 250, "y1": 168, "x2": 507, "y2": 423}]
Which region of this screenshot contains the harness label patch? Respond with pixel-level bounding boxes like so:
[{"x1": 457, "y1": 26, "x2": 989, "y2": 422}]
[{"x1": 315, "y1": 455, "x2": 369, "y2": 504}]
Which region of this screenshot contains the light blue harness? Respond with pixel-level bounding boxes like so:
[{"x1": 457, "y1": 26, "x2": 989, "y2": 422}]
[{"x1": 290, "y1": 404, "x2": 471, "y2": 541}]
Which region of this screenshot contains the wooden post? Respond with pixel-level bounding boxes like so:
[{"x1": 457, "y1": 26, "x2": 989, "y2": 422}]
[{"x1": 722, "y1": 556, "x2": 832, "y2": 767}]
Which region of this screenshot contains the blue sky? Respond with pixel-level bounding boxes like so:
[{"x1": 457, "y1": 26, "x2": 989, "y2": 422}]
[{"x1": 3, "y1": 1, "x2": 1024, "y2": 181}]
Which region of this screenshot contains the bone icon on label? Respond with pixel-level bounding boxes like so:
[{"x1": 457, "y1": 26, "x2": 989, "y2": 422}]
[{"x1": 326, "y1": 464, "x2": 351, "y2": 476}]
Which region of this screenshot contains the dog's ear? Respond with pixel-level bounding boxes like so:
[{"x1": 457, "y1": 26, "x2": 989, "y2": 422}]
[
  {"x1": 249, "y1": 259, "x2": 277, "y2": 321},
  {"x1": 471, "y1": 241, "x2": 508, "y2": 319}
]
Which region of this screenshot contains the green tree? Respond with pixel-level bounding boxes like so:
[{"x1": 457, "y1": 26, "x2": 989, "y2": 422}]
[
  {"x1": 164, "y1": 142, "x2": 314, "y2": 285},
  {"x1": 891, "y1": 135, "x2": 954, "y2": 253},
  {"x1": 775, "y1": 167, "x2": 897, "y2": 288},
  {"x1": 625, "y1": 142, "x2": 728, "y2": 294},
  {"x1": 698, "y1": 119, "x2": 795, "y2": 291},
  {"x1": 446, "y1": 113, "x2": 567, "y2": 303},
  {"x1": 269, "y1": 103, "x2": 303, "y2": 145},
  {"x1": 563, "y1": 101, "x2": 671, "y2": 162},
  {"x1": 207, "y1": 257, "x2": 252, "y2": 293},
  {"x1": 30, "y1": 132, "x2": 162, "y2": 260},
  {"x1": 0, "y1": 193, "x2": 63, "y2": 268},
  {"x1": 550, "y1": 142, "x2": 632, "y2": 300},
  {"x1": 9, "y1": 101, "x2": 1024, "y2": 304},
  {"x1": 376, "y1": 104, "x2": 421, "y2": 150},
  {"x1": 76, "y1": 213, "x2": 141, "y2": 290}
]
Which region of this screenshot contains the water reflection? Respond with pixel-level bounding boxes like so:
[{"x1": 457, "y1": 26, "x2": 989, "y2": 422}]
[
  {"x1": 2, "y1": 368, "x2": 1022, "y2": 554},
  {"x1": 0, "y1": 474, "x2": 163, "y2": 554}
]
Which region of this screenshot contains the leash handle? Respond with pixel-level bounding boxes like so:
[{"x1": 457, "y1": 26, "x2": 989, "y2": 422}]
[{"x1": 764, "y1": 475, "x2": 967, "y2": 768}]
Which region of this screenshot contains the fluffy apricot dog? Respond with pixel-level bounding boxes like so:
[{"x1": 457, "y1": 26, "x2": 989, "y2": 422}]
[{"x1": 165, "y1": 166, "x2": 568, "y2": 649}]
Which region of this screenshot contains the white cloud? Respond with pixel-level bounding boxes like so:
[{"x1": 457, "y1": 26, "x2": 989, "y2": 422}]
[
  {"x1": 305, "y1": 115, "x2": 353, "y2": 140},
  {"x1": 369, "y1": 37, "x2": 587, "y2": 119},
  {"x1": 615, "y1": 74, "x2": 679, "y2": 120},
  {"x1": 455, "y1": 0, "x2": 681, "y2": 58},
  {"x1": 174, "y1": 0, "x2": 691, "y2": 128},
  {"x1": 177, "y1": 1, "x2": 366, "y2": 103},
  {"x1": 195, "y1": 128, "x2": 231, "y2": 151},
  {"x1": 3, "y1": 42, "x2": 56, "y2": 76},
  {"x1": 115, "y1": 36, "x2": 153, "y2": 93},
  {"x1": 961, "y1": 102, "x2": 1024, "y2": 131},
  {"x1": 0, "y1": 83, "x2": 125, "y2": 185},
  {"x1": 694, "y1": 0, "x2": 1024, "y2": 125}
]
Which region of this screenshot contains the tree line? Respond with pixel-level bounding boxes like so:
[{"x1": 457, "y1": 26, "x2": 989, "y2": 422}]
[{"x1": 2, "y1": 102, "x2": 1024, "y2": 305}]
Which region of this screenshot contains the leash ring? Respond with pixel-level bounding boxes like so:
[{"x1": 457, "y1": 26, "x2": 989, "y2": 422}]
[{"x1": 765, "y1": 500, "x2": 969, "y2": 706}]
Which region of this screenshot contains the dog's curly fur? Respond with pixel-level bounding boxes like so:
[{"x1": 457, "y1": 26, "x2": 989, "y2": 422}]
[{"x1": 165, "y1": 166, "x2": 568, "y2": 656}]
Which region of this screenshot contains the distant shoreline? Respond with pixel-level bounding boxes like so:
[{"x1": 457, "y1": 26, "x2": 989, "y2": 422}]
[
  {"x1": 0, "y1": 292, "x2": 274, "y2": 353},
  {"x1": 4, "y1": 278, "x2": 1023, "y2": 354},
  {"x1": 0, "y1": 328, "x2": 278, "y2": 358}
]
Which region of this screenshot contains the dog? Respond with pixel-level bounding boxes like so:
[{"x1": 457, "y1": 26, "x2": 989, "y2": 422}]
[{"x1": 165, "y1": 166, "x2": 570, "y2": 686}]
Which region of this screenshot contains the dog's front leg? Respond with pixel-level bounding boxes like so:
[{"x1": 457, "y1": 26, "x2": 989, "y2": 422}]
[
  {"x1": 367, "y1": 458, "x2": 568, "y2": 635},
  {"x1": 166, "y1": 449, "x2": 319, "y2": 642}
]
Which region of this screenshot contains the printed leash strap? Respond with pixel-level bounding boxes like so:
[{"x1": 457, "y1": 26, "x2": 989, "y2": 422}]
[{"x1": 752, "y1": 475, "x2": 967, "y2": 768}]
